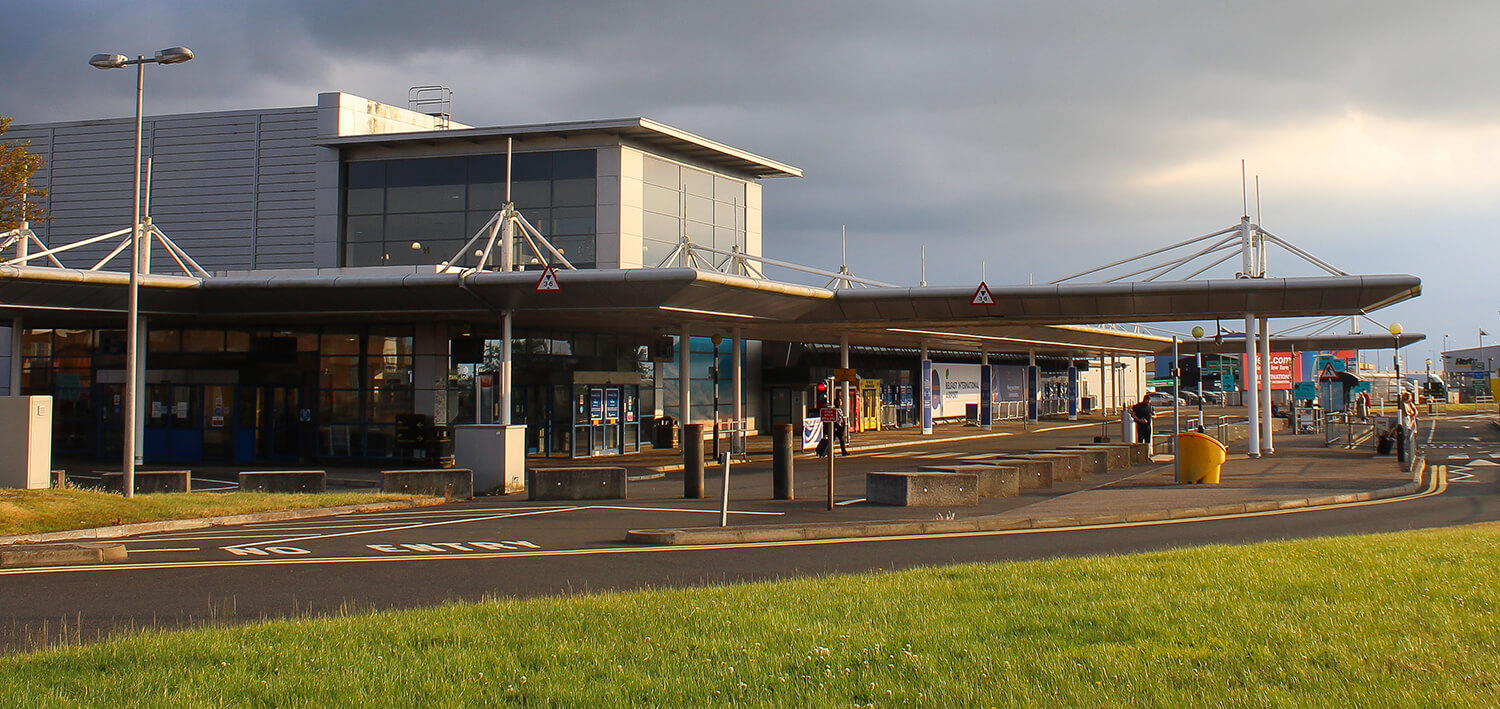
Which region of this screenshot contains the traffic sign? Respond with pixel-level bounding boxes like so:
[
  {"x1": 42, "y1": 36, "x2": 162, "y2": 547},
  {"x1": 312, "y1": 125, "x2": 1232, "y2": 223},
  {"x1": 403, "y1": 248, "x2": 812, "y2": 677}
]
[
  {"x1": 833, "y1": 368, "x2": 859, "y2": 383},
  {"x1": 1318, "y1": 363, "x2": 1339, "y2": 382},
  {"x1": 535, "y1": 265, "x2": 561, "y2": 292},
  {"x1": 820, "y1": 407, "x2": 838, "y2": 422},
  {"x1": 970, "y1": 281, "x2": 995, "y2": 306}
]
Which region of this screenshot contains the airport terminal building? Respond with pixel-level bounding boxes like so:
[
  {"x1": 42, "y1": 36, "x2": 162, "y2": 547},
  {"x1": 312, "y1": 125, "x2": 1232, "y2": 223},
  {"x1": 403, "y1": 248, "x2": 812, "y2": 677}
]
[{"x1": 1, "y1": 92, "x2": 1421, "y2": 470}]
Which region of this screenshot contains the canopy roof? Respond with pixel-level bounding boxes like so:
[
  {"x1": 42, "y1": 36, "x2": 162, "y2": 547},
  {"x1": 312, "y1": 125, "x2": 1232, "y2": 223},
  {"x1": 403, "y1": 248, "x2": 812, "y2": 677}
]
[{"x1": 0, "y1": 265, "x2": 1421, "y2": 355}]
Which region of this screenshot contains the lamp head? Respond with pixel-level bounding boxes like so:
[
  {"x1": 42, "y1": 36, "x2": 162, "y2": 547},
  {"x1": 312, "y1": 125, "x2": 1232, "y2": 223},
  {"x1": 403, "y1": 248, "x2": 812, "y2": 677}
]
[
  {"x1": 154, "y1": 47, "x2": 195, "y2": 64},
  {"x1": 1191, "y1": 326, "x2": 1204, "y2": 339},
  {"x1": 89, "y1": 53, "x2": 128, "y2": 69},
  {"x1": 711, "y1": 334, "x2": 724, "y2": 347},
  {"x1": 1389, "y1": 322, "x2": 1404, "y2": 337}
]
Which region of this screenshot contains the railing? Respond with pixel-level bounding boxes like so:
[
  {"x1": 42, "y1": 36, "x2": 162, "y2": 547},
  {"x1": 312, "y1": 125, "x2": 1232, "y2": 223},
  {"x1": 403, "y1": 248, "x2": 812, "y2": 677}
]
[{"x1": 1323, "y1": 411, "x2": 1375, "y2": 449}]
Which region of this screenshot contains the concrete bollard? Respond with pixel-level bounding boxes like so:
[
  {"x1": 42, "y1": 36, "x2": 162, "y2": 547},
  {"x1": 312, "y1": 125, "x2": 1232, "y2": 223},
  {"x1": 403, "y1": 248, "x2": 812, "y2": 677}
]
[
  {"x1": 683, "y1": 423, "x2": 705, "y2": 499},
  {"x1": 773, "y1": 423, "x2": 794, "y2": 500}
]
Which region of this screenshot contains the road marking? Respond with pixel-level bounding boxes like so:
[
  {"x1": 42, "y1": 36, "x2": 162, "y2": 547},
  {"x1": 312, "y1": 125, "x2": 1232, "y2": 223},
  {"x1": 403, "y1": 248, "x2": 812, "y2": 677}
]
[
  {"x1": 1449, "y1": 469, "x2": 1476, "y2": 483},
  {"x1": 6, "y1": 467, "x2": 1447, "y2": 577},
  {"x1": 128, "y1": 547, "x2": 200, "y2": 553},
  {"x1": 218, "y1": 504, "x2": 785, "y2": 552},
  {"x1": 835, "y1": 498, "x2": 867, "y2": 506}
]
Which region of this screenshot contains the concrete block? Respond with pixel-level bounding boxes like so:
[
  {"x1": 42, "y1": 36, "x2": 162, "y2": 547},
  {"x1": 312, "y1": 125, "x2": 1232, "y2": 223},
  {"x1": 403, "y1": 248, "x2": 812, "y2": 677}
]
[
  {"x1": 527, "y1": 467, "x2": 627, "y2": 501},
  {"x1": 381, "y1": 469, "x2": 473, "y2": 500},
  {"x1": 99, "y1": 470, "x2": 190, "y2": 494},
  {"x1": 1015, "y1": 453, "x2": 1082, "y2": 481},
  {"x1": 1049, "y1": 448, "x2": 1108, "y2": 474},
  {"x1": 1074, "y1": 443, "x2": 1132, "y2": 469},
  {"x1": 865, "y1": 472, "x2": 978, "y2": 507},
  {"x1": 984, "y1": 458, "x2": 1053, "y2": 489},
  {"x1": 918, "y1": 464, "x2": 1021, "y2": 498},
  {"x1": 238, "y1": 471, "x2": 326, "y2": 494}
]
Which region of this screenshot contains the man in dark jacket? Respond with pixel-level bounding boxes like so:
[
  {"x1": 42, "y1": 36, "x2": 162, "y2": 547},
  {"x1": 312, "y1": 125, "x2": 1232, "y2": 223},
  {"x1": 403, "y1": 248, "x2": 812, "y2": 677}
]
[{"x1": 1130, "y1": 396, "x2": 1155, "y2": 445}]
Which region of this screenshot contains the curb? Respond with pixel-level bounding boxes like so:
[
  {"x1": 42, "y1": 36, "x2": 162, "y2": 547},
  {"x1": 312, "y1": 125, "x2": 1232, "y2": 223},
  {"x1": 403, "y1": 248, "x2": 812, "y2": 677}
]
[
  {"x1": 624, "y1": 462, "x2": 1432, "y2": 546},
  {"x1": 0, "y1": 497, "x2": 450, "y2": 546},
  {"x1": 0, "y1": 542, "x2": 128, "y2": 569}
]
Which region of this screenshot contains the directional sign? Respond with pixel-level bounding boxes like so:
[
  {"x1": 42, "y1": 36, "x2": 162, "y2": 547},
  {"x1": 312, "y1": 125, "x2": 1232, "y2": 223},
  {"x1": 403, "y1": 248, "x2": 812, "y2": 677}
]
[
  {"x1": 971, "y1": 281, "x2": 995, "y2": 306},
  {"x1": 535, "y1": 265, "x2": 561, "y2": 293},
  {"x1": 833, "y1": 368, "x2": 859, "y2": 383}
]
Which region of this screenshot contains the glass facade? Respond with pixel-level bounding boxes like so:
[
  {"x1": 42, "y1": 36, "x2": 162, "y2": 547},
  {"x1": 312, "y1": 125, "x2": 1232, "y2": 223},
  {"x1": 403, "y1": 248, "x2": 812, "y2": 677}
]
[
  {"x1": 641, "y1": 155, "x2": 748, "y2": 269},
  {"x1": 344, "y1": 150, "x2": 598, "y2": 269}
]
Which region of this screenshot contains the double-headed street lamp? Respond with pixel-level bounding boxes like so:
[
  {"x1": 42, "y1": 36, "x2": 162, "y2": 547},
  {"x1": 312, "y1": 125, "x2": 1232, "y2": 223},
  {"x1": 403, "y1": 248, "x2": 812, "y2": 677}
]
[{"x1": 89, "y1": 47, "x2": 195, "y2": 498}]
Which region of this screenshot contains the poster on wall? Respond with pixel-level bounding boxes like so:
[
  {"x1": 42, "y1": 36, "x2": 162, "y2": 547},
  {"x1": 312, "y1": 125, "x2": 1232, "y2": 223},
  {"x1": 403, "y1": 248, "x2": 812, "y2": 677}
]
[{"x1": 1241, "y1": 352, "x2": 1295, "y2": 391}]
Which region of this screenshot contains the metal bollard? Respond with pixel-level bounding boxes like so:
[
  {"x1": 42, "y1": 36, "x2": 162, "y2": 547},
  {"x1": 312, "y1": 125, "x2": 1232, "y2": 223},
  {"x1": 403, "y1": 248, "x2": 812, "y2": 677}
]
[
  {"x1": 772, "y1": 424, "x2": 794, "y2": 500},
  {"x1": 683, "y1": 423, "x2": 705, "y2": 498}
]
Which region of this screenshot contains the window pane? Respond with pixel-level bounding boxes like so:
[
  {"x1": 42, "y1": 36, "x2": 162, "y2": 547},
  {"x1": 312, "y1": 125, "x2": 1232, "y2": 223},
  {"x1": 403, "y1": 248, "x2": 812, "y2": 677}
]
[
  {"x1": 685, "y1": 194, "x2": 712, "y2": 223},
  {"x1": 181, "y1": 330, "x2": 224, "y2": 353},
  {"x1": 511, "y1": 152, "x2": 552, "y2": 182},
  {"x1": 682, "y1": 168, "x2": 713, "y2": 196},
  {"x1": 714, "y1": 226, "x2": 740, "y2": 252},
  {"x1": 643, "y1": 156, "x2": 678, "y2": 188},
  {"x1": 54, "y1": 329, "x2": 91, "y2": 355},
  {"x1": 225, "y1": 331, "x2": 251, "y2": 352},
  {"x1": 320, "y1": 356, "x2": 361, "y2": 389},
  {"x1": 551, "y1": 206, "x2": 594, "y2": 235},
  {"x1": 367, "y1": 334, "x2": 414, "y2": 357},
  {"x1": 552, "y1": 178, "x2": 595, "y2": 207},
  {"x1": 345, "y1": 215, "x2": 384, "y2": 243},
  {"x1": 644, "y1": 212, "x2": 680, "y2": 242},
  {"x1": 321, "y1": 390, "x2": 360, "y2": 422},
  {"x1": 386, "y1": 183, "x2": 465, "y2": 213},
  {"x1": 148, "y1": 330, "x2": 180, "y2": 354},
  {"x1": 345, "y1": 241, "x2": 384, "y2": 267},
  {"x1": 642, "y1": 238, "x2": 674, "y2": 269},
  {"x1": 553, "y1": 150, "x2": 596, "y2": 180},
  {"x1": 21, "y1": 330, "x2": 51, "y2": 358},
  {"x1": 386, "y1": 212, "x2": 467, "y2": 245},
  {"x1": 321, "y1": 332, "x2": 360, "y2": 355},
  {"x1": 686, "y1": 219, "x2": 712, "y2": 245},
  {"x1": 510, "y1": 181, "x2": 550, "y2": 207},
  {"x1": 385, "y1": 157, "x2": 466, "y2": 188},
  {"x1": 714, "y1": 200, "x2": 736, "y2": 229},
  {"x1": 346, "y1": 187, "x2": 383, "y2": 215},
  {"x1": 643, "y1": 184, "x2": 679, "y2": 215},
  {"x1": 468, "y1": 154, "x2": 508, "y2": 184},
  {"x1": 347, "y1": 161, "x2": 385, "y2": 189},
  {"x1": 468, "y1": 182, "x2": 506, "y2": 211},
  {"x1": 714, "y1": 175, "x2": 744, "y2": 204},
  {"x1": 551, "y1": 235, "x2": 596, "y2": 267}
]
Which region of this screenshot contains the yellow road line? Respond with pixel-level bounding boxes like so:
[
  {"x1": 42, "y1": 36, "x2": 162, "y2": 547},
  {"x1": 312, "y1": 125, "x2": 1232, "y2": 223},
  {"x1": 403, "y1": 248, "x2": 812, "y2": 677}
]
[{"x1": 0, "y1": 467, "x2": 1447, "y2": 577}]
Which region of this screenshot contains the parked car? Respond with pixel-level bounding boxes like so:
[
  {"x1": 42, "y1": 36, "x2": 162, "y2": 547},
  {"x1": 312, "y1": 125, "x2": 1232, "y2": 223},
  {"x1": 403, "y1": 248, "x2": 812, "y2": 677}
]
[
  {"x1": 1144, "y1": 391, "x2": 1175, "y2": 407},
  {"x1": 1200, "y1": 390, "x2": 1225, "y2": 405}
]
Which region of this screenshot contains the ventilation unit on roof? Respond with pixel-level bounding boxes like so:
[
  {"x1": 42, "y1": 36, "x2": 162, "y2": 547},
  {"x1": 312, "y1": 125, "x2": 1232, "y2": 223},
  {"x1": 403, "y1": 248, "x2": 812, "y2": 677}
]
[{"x1": 407, "y1": 85, "x2": 453, "y2": 129}]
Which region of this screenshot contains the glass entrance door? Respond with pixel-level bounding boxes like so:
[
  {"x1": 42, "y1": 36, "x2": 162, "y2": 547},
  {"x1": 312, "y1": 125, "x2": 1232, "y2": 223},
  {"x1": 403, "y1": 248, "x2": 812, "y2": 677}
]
[{"x1": 242, "y1": 385, "x2": 301, "y2": 462}]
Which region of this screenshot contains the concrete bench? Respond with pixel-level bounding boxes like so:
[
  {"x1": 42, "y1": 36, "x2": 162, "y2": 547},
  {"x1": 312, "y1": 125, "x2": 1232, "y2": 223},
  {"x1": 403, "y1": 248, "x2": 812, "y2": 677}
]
[
  {"x1": 239, "y1": 470, "x2": 326, "y2": 494},
  {"x1": 381, "y1": 469, "x2": 473, "y2": 500},
  {"x1": 1073, "y1": 443, "x2": 1133, "y2": 470},
  {"x1": 1049, "y1": 448, "x2": 1108, "y2": 474},
  {"x1": 98, "y1": 470, "x2": 190, "y2": 494},
  {"x1": 527, "y1": 467, "x2": 627, "y2": 501},
  {"x1": 866, "y1": 471, "x2": 979, "y2": 507},
  {"x1": 983, "y1": 458, "x2": 1053, "y2": 489},
  {"x1": 1014, "y1": 453, "x2": 1083, "y2": 481},
  {"x1": 918, "y1": 464, "x2": 1020, "y2": 498}
]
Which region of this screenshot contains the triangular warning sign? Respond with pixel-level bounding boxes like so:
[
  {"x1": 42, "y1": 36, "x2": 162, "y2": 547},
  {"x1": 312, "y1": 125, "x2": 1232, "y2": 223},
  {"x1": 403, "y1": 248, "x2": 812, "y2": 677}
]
[
  {"x1": 535, "y1": 265, "x2": 561, "y2": 293},
  {"x1": 971, "y1": 281, "x2": 995, "y2": 306},
  {"x1": 1318, "y1": 363, "x2": 1338, "y2": 381}
]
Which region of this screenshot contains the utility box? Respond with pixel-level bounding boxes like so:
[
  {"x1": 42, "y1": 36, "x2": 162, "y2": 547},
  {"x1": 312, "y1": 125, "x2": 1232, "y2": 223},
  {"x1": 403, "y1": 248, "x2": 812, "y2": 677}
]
[{"x1": 0, "y1": 396, "x2": 53, "y2": 489}]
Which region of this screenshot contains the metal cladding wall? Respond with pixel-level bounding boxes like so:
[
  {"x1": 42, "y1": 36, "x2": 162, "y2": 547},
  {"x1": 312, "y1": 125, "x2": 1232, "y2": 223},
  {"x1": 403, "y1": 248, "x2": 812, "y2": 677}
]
[{"x1": 5, "y1": 106, "x2": 323, "y2": 273}]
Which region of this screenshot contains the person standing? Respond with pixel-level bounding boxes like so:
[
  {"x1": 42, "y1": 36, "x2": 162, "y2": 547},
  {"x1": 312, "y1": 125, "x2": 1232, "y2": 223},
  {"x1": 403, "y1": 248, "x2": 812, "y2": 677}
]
[
  {"x1": 834, "y1": 407, "x2": 850, "y2": 456},
  {"x1": 1130, "y1": 395, "x2": 1155, "y2": 446}
]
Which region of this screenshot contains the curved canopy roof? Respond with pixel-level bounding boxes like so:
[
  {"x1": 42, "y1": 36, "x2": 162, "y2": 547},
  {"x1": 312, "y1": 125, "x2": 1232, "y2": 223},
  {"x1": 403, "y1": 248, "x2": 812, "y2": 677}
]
[{"x1": 0, "y1": 264, "x2": 1421, "y2": 356}]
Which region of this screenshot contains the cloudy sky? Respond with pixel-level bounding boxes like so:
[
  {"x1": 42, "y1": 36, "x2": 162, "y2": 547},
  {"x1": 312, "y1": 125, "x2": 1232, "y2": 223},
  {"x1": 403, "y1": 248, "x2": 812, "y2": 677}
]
[{"x1": 4, "y1": 1, "x2": 1497, "y2": 365}]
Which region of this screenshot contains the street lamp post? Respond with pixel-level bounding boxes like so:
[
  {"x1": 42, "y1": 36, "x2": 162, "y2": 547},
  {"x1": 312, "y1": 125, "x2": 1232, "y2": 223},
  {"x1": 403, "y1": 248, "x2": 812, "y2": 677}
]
[
  {"x1": 89, "y1": 47, "x2": 195, "y2": 498},
  {"x1": 1192, "y1": 326, "x2": 1205, "y2": 429},
  {"x1": 1390, "y1": 322, "x2": 1405, "y2": 466}
]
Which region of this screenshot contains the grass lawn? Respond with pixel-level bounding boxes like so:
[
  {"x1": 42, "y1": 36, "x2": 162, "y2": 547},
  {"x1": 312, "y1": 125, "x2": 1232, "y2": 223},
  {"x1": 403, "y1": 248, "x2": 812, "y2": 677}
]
[
  {"x1": 2, "y1": 523, "x2": 1498, "y2": 707},
  {"x1": 0, "y1": 487, "x2": 423, "y2": 537}
]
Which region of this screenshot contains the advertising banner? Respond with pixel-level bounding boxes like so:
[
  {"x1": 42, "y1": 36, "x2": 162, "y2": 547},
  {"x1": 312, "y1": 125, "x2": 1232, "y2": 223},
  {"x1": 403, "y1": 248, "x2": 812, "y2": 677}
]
[{"x1": 1241, "y1": 352, "x2": 1295, "y2": 391}]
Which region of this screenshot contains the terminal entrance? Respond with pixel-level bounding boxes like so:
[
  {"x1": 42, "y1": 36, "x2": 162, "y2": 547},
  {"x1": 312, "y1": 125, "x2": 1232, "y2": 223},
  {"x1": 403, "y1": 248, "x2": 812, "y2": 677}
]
[{"x1": 571, "y1": 384, "x2": 640, "y2": 458}]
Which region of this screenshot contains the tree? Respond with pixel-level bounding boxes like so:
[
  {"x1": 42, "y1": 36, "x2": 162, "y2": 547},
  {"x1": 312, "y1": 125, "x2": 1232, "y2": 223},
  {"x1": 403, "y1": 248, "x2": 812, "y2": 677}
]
[{"x1": 1, "y1": 116, "x2": 47, "y2": 232}]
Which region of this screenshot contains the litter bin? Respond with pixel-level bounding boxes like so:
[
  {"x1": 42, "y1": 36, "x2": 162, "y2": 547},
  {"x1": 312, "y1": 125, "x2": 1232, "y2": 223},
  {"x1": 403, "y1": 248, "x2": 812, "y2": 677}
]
[
  {"x1": 1176, "y1": 431, "x2": 1227, "y2": 484},
  {"x1": 653, "y1": 416, "x2": 676, "y2": 449}
]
